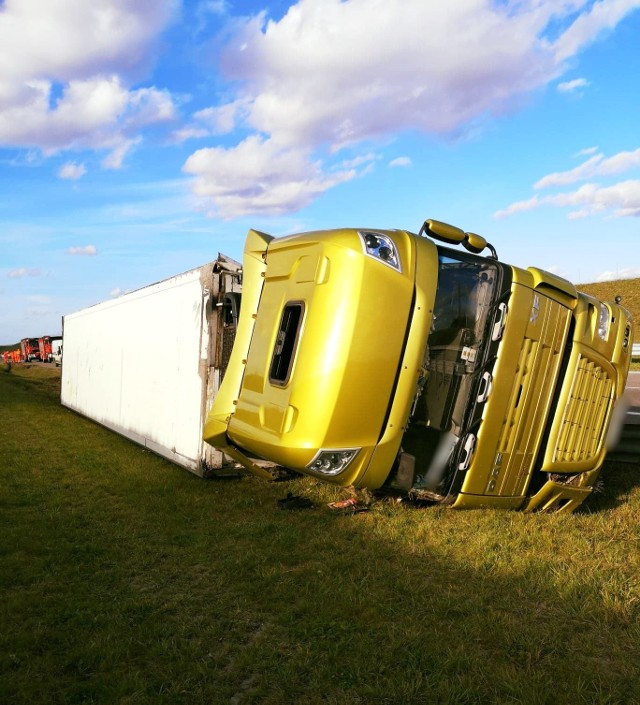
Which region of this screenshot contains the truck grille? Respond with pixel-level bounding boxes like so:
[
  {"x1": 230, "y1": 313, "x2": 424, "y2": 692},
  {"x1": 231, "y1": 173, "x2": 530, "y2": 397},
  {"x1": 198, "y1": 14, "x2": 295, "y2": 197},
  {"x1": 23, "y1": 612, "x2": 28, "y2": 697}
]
[
  {"x1": 552, "y1": 355, "x2": 614, "y2": 463},
  {"x1": 269, "y1": 302, "x2": 304, "y2": 385},
  {"x1": 491, "y1": 294, "x2": 570, "y2": 497}
]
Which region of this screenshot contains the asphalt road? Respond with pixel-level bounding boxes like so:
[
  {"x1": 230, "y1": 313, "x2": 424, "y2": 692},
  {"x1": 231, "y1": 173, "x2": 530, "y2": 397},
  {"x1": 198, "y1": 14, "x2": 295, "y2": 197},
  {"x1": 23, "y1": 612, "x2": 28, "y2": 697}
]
[{"x1": 626, "y1": 370, "x2": 640, "y2": 419}]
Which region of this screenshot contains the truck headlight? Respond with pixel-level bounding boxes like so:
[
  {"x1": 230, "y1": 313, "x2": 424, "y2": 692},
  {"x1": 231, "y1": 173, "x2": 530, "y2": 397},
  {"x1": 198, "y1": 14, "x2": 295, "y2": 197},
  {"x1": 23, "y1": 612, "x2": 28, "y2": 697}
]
[
  {"x1": 359, "y1": 231, "x2": 401, "y2": 272},
  {"x1": 307, "y1": 449, "x2": 360, "y2": 476},
  {"x1": 597, "y1": 303, "x2": 610, "y2": 341}
]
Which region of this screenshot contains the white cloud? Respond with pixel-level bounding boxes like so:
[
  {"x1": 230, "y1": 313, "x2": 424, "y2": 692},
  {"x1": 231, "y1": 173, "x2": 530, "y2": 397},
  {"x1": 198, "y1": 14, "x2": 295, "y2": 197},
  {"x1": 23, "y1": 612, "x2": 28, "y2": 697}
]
[
  {"x1": 535, "y1": 148, "x2": 640, "y2": 189},
  {"x1": 200, "y1": 0, "x2": 227, "y2": 13},
  {"x1": 567, "y1": 208, "x2": 592, "y2": 220},
  {"x1": 183, "y1": 135, "x2": 362, "y2": 219},
  {"x1": 219, "y1": 2, "x2": 557, "y2": 149},
  {"x1": 0, "y1": 0, "x2": 178, "y2": 158},
  {"x1": 170, "y1": 126, "x2": 210, "y2": 144},
  {"x1": 389, "y1": 157, "x2": 412, "y2": 168},
  {"x1": 101, "y1": 137, "x2": 142, "y2": 170},
  {"x1": 0, "y1": 0, "x2": 177, "y2": 82},
  {"x1": 185, "y1": 0, "x2": 640, "y2": 217},
  {"x1": 67, "y1": 245, "x2": 98, "y2": 256},
  {"x1": 125, "y1": 86, "x2": 176, "y2": 128},
  {"x1": 499, "y1": 146, "x2": 640, "y2": 219},
  {"x1": 557, "y1": 77, "x2": 590, "y2": 93},
  {"x1": 598, "y1": 147, "x2": 640, "y2": 175},
  {"x1": 193, "y1": 100, "x2": 249, "y2": 135},
  {"x1": 553, "y1": 0, "x2": 640, "y2": 62},
  {"x1": 575, "y1": 146, "x2": 599, "y2": 157},
  {"x1": 339, "y1": 153, "x2": 377, "y2": 169},
  {"x1": 596, "y1": 267, "x2": 640, "y2": 282},
  {"x1": 0, "y1": 76, "x2": 175, "y2": 161},
  {"x1": 58, "y1": 161, "x2": 86, "y2": 180},
  {"x1": 174, "y1": 100, "x2": 251, "y2": 144},
  {"x1": 7, "y1": 267, "x2": 42, "y2": 278},
  {"x1": 494, "y1": 196, "x2": 541, "y2": 219},
  {"x1": 496, "y1": 180, "x2": 640, "y2": 220},
  {"x1": 534, "y1": 155, "x2": 604, "y2": 189},
  {"x1": 218, "y1": 0, "x2": 640, "y2": 148}
]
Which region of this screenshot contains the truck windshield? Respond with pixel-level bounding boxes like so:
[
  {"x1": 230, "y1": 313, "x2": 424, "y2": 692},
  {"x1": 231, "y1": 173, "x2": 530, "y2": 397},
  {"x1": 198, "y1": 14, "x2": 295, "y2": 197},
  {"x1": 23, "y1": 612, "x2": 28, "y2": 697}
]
[{"x1": 405, "y1": 249, "x2": 502, "y2": 497}]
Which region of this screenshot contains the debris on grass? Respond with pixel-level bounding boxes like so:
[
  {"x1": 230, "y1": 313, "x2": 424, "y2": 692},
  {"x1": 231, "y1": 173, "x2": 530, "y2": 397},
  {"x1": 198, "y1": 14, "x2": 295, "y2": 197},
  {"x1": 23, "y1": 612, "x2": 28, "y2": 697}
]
[
  {"x1": 327, "y1": 496, "x2": 370, "y2": 514},
  {"x1": 277, "y1": 492, "x2": 315, "y2": 510},
  {"x1": 327, "y1": 497, "x2": 358, "y2": 510}
]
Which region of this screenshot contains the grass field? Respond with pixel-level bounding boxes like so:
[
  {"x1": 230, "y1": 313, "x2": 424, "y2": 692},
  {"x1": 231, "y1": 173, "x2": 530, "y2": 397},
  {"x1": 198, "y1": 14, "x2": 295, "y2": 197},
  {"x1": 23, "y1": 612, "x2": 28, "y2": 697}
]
[
  {"x1": 578, "y1": 278, "x2": 640, "y2": 338},
  {"x1": 2, "y1": 364, "x2": 640, "y2": 705}
]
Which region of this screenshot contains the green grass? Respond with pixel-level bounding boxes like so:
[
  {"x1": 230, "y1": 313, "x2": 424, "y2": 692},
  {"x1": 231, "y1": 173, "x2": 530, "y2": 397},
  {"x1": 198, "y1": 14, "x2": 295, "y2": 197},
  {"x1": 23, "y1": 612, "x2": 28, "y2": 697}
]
[
  {"x1": 0, "y1": 342, "x2": 19, "y2": 353},
  {"x1": 578, "y1": 278, "x2": 640, "y2": 343},
  {"x1": 578, "y1": 278, "x2": 639, "y2": 368},
  {"x1": 2, "y1": 365, "x2": 640, "y2": 705}
]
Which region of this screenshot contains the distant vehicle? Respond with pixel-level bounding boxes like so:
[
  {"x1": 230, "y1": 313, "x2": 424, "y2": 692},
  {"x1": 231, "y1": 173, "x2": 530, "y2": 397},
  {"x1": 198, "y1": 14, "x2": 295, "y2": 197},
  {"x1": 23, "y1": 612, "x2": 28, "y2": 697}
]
[
  {"x1": 38, "y1": 336, "x2": 62, "y2": 363},
  {"x1": 20, "y1": 338, "x2": 41, "y2": 362},
  {"x1": 51, "y1": 339, "x2": 63, "y2": 366},
  {"x1": 204, "y1": 220, "x2": 634, "y2": 513}
]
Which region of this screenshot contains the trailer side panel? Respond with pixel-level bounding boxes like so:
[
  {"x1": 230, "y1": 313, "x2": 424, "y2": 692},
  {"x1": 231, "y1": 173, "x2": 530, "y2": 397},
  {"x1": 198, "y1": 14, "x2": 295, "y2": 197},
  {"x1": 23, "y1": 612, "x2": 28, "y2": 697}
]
[{"x1": 61, "y1": 262, "x2": 235, "y2": 474}]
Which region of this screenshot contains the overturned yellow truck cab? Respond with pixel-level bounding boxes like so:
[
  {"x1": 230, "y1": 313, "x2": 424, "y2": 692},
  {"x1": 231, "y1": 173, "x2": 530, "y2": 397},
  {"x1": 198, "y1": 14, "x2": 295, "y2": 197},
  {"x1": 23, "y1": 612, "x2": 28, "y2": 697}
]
[{"x1": 204, "y1": 220, "x2": 634, "y2": 512}]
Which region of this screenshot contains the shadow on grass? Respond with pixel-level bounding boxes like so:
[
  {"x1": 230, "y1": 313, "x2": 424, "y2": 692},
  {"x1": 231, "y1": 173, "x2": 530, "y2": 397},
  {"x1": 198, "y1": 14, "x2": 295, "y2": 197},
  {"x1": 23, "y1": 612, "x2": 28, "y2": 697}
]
[{"x1": 0, "y1": 363, "x2": 61, "y2": 399}]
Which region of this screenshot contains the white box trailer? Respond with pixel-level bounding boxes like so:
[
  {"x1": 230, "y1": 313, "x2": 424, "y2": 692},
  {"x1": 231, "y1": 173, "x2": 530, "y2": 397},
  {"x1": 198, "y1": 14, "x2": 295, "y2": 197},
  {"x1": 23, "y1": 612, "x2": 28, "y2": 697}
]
[{"x1": 60, "y1": 255, "x2": 242, "y2": 476}]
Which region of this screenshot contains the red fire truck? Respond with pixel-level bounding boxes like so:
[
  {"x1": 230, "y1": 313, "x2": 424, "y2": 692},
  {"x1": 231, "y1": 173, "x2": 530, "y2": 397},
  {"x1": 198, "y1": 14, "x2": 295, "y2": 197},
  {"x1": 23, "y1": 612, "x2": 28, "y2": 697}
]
[
  {"x1": 38, "y1": 336, "x2": 62, "y2": 363},
  {"x1": 20, "y1": 338, "x2": 41, "y2": 362}
]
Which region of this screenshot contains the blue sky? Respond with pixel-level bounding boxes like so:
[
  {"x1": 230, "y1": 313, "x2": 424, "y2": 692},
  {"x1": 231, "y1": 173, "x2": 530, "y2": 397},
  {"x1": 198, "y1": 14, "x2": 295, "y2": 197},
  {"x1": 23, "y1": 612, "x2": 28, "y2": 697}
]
[{"x1": 1, "y1": 0, "x2": 639, "y2": 343}]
